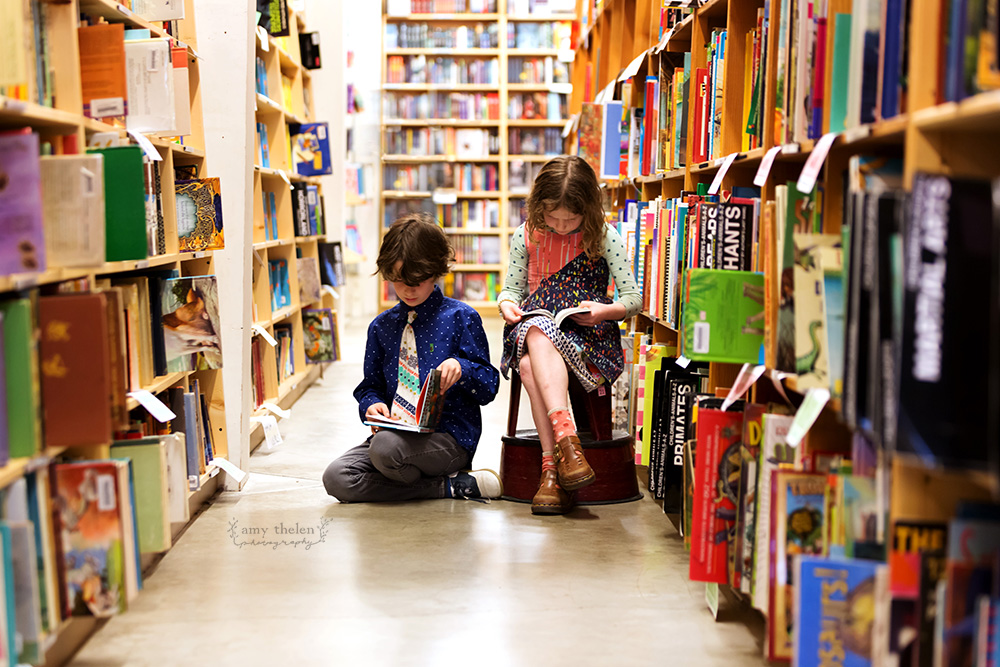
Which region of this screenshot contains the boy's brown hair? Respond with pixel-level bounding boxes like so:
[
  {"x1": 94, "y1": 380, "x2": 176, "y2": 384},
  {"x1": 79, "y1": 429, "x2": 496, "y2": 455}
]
[
  {"x1": 525, "y1": 155, "x2": 606, "y2": 260},
  {"x1": 376, "y1": 213, "x2": 455, "y2": 285}
]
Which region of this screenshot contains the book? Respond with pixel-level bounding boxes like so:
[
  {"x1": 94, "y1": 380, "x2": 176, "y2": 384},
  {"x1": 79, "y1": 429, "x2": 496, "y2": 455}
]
[
  {"x1": 752, "y1": 413, "x2": 796, "y2": 611},
  {"x1": 123, "y1": 38, "x2": 175, "y2": 134},
  {"x1": 0, "y1": 298, "x2": 42, "y2": 460},
  {"x1": 160, "y1": 275, "x2": 223, "y2": 372},
  {"x1": 681, "y1": 268, "x2": 765, "y2": 364},
  {"x1": 520, "y1": 306, "x2": 591, "y2": 328},
  {"x1": 0, "y1": 129, "x2": 47, "y2": 274},
  {"x1": 109, "y1": 438, "x2": 171, "y2": 554},
  {"x1": 364, "y1": 368, "x2": 447, "y2": 433},
  {"x1": 291, "y1": 122, "x2": 332, "y2": 176},
  {"x1": 78, "y1": 23, "x2": 128, "y2": 119},
  {"x1": 40, "y1": 154, "x2": 106, "y2": 268},
  {"x1": 302, "y1": 308, "x2": 336, "y2": 364},
  {"x1": 297, "y1": 256, "x2": 322, "y2": 305},
  {"x1": 87, "y1": 145, "x2": 147, "y2": 262},
  {"x1": 38, "y1": 294, "x2": 112, "y2": 449},
  {"x1": 175, "y1": 177, "x2": 225, "y2": 252}
]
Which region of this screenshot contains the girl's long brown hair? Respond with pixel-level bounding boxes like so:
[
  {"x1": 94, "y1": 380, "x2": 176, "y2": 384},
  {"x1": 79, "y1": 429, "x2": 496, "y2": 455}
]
[{"x1": 525, "y1": 155, "x2": 606, "y2": 261}]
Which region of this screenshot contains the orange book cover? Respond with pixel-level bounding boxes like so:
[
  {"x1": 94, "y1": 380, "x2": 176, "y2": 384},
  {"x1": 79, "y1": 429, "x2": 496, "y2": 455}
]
[{"x1": 78, "y1": 23, "x2": 128, "y2": 119}]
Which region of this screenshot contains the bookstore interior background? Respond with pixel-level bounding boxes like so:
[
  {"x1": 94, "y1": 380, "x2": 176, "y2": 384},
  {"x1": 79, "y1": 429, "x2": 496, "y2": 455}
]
[{"x1": 0, "y1": 0, "x2": 999, "y2": 664}]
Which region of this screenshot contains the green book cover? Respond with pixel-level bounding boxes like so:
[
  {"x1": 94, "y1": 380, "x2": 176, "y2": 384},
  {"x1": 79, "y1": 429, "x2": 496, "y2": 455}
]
[
  {"x1": 86, "y1": 145, "x2": 146, "y2": 261},
  {"x1": 1, "y1": 299, "x2": 41, "y2": 459},
  {"x1": 682, "y1": 268, "x2": 764, "y2": 364},
  {"x1": 110, "y1": 439, "x2": 171, "y2": 554},
  {"x1": 829, "y1": 14, "x2": 852, "y2": 134}
]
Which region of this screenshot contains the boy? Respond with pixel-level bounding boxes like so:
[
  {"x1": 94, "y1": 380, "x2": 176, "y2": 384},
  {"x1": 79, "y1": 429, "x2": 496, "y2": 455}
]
[{"x1": 323, "y1": 214, "x2": 502, "y2": 502}]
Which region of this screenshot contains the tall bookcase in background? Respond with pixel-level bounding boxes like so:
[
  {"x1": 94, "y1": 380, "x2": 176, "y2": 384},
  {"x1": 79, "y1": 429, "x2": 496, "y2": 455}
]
[
  {"x1": 571, "y1": 0, "x2": 1000, "y2": 662},
  {"x1": 251, "y1": 9, "x2": 339, "y2": 449},
  {"x1": 380, "y1": 0, "x2": 576, "y2": 312},
  {"x1": 0, "y1": 0, "x2": 230, "y2": 662}
]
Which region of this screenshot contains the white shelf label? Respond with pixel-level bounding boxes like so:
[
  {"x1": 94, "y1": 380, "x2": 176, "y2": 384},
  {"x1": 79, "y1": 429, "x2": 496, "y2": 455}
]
[
  {"x1": 251, "y1": 415, "x2": 283, "y2": 450},
  {"x1": 786, "y1": 388, "x2": 831, "y2": 448},
  {"x1": 261, "y1": 401, "x2": 291, "y2": 419},
  {"x1": 128, "y1": 390, "x2": 177, "y2": 422},
  {"x1": 753, "y1": 146, "x2": 783, "y2": 187},
  {"x1": 720, "y1": 363, "x2": 766, "y2": 412},
  {"x1": 796, "y1": 131, "x2": 839, "y2": 194},
  {"x1": 620, "y1": 51, "x2": 647, "y2": 80},
  {"x1": 707, "y1": 152, "x2": 738, "y2": 195},
  {"x1": 431, "y1": 189, "x2": 458, "y2": 205},
  {"x1": 257, "y1": 26, "x2": 270, "y2": 52},
  {"x1": 252, "y1": 324, "x2": 277, "y2": 346},
  {"x1": 208, "y1": 457, "x2": 249, "y2": 486},
  {"x1": 126, "y1": 129, "x2": 162, "y2": 162}
]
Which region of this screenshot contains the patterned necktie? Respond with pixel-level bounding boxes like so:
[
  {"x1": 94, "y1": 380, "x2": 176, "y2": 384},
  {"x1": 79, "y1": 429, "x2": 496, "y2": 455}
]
[{"x1": 391, "y1": 310, "x2": 419, "y2": 424}]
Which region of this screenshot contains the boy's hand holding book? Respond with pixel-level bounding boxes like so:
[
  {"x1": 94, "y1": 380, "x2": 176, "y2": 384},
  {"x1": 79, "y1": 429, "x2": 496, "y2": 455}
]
[
  {"x1": 437, "y1": 358, "x2": 462, "y2": 391},
  {"x1": 366, "y1": 402, "x2": 392, "y2": 433}
]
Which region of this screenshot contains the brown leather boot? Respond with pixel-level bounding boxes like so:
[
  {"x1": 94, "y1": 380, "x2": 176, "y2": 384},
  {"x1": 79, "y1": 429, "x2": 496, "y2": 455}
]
[
  {"x1": 531, "y1": 468, "x2": 574, "y2": 515},
  {"x1": 553, "y1": 434, "x2": 595, "y2": 491}
]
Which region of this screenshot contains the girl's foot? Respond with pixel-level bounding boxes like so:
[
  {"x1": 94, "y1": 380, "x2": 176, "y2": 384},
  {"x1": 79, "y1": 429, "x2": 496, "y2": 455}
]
[
  {"x1": 531, "y1": 468, "x2": 573, "y2": 514},
  {"x1": 553, "y1": 435, "x2": 595, "y2": 491}
]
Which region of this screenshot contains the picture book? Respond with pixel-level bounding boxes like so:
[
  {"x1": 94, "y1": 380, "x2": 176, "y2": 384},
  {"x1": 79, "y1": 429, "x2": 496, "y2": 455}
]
[
  {"x1": 690, "y1": 406, "x2": 744, "y2": 584},
  {"x1": 792, "y1": 234, "x2": 841, "y2": 391},
  {"x1": 175, "y1": 177, "x2": 224, "y2": 252},
  {"x1": 521, "y1": 306, "x2": 591, "y2": 328},
  {"x1": 769, "y1": 471, "x2": 829, "y2": 662},
  {"x1": 736, "y1": 402, "x2": 766, "y2": 593},
  {"x1": 0, "y1": 129, "x2": 47, "y2": 275},
  {"x1": 794, "y1": 555, "x2": 887, "y2": 667},
  {"x1": 109, "y1": 438, "x2": 172, "y2": 554},
  {"x1": 52, "y1": 461, "x2": 128, "y2": 617},
  {"x1": 577, "y1": 102, "x2": 603, "y2": 178},
  {"x1": 682, "y1": 268, "x2": 765, "y2": 364},
  {"x1": 302, "y1": 308, "x2": 336, "y2": 364},
  {"x1": 291, "y1": 122, "x2": 332, "y2": 176},
  {"x1": 365, "y1": 369, "x2": 447, "y2": 434},
  {"x1": 752, "y1": 412, "x2": 796, "y2": 610},
  {"x1": 297, "y1": 256, "x2": 322, "y2": 305},
  {"x1": 160, "y1": 276, "x2": 222, "y2": 372},
  {"x1": 943, "y1": 517, "x2": 1000, "y2": 667}
]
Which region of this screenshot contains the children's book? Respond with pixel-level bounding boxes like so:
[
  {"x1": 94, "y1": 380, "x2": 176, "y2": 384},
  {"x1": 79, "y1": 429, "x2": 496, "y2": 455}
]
[
  {"x1": 682, "y1": 268, "x2": 765, "y2": 364},
  {"x1": 160, "y1": 275, "x2": 223, "y2": 372},
  {"x1": 291, "y1": 122, "x2": 332, "y2": 176},
  {"x1": 364, "y1": 369, "x2": 447, "y2": 434},
  {"x1": 521, "y1": 306, "x2": 591, "y2": 328},
  {"x1": 174, "y1": 177, "x2": 224, "y2": 252},
  {"x1": 302, "y1": 308, "x2": 336, "y2": 364}
]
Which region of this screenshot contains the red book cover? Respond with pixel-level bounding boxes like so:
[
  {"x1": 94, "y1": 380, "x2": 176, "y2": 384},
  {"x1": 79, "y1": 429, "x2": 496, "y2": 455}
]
[
  {"x1": 689, "y1": 407, "x2": 744, "y2": 583},
  {"x1": 692, "y1": 68, "x2": 710, "y2": 163},
  {"x1": 642, "y1": 76, "x2": 656, "y2": 175},
  {"x1": 39, "y1": 294, "x2": 112, "y2": 448}
]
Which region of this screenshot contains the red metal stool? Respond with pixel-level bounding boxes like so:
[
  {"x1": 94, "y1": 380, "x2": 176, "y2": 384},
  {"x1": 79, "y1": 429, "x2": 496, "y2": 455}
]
[{"x1": 499, "y1": 371, "x2": 641, "y2": 505}]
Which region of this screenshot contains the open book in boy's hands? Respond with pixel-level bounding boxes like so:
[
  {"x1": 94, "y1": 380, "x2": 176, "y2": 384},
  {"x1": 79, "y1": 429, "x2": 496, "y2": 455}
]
[
  {"x1": 521, "y1": 306, "x2": 591, "y2": 327},
  {"x1": 364, "y1": 368, "x2": 447, "y2": 433}
]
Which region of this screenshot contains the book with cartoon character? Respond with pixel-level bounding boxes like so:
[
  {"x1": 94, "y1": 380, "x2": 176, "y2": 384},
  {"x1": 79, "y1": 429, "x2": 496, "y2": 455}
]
[{"x1": 291, "y1": 122, "x2": 332, "y2": 176}]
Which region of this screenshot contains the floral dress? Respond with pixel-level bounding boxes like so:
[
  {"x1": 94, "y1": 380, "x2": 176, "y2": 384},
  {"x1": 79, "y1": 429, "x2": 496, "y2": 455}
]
[{"x1": 498, "y1": 224, "x2": 641, "y2": 392}]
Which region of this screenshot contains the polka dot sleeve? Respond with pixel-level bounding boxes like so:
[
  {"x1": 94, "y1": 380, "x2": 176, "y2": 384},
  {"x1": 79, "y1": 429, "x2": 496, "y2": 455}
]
[
  {"x1": 497, "y1": 224, "x2": 528, "y2": 306},
  {"x1": 603, "y1": 225, "x2": 642, "y2": 318}
]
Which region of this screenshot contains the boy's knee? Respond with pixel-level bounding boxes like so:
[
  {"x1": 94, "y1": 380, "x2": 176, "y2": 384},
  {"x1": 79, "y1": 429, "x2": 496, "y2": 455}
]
[
  {"x1": 368, "y1": 430, "x2": 405, "y2": 470},
  {"x1": 323, "y1": 459, "x2": 359, "y2": 502}
]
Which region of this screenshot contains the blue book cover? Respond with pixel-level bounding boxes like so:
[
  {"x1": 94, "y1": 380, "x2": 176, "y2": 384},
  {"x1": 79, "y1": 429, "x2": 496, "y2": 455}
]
[
  {"x1": 601, "y1": 101, "x2": 623, "y2": 180},
  {"x1": 292, "y1": 122, "x2": 332, "y2": 176},
  {"x1": 880, "y1": 0, "x2": 903, "y2": 118},
  {"x1": 0, "y1": 524, "x2": 15, "y2": 656},
  {"x1": 794, "y1": 555, "x2": 882, "y2": 667},
  {"x1": 306, "y1": 185, "x2": 319, "y2": 235},
  {"x1": 268, "y1": 192, "x2": 278, "y2": 240},
  {"x1": 182, "y1": 392, "x2": 201, "y2": 491}
]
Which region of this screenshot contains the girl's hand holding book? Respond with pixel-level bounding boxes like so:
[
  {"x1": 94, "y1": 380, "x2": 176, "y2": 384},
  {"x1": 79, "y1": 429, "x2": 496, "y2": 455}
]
[
  {"x1": 569, "y1": 301, "x2": 616, "y2": 327},
  {"x1": 437, "y1": 358, "x2": 462, "y2": 391},
  {"x1": 499, "y1": 300, "x2": 524, "y2": 325}
]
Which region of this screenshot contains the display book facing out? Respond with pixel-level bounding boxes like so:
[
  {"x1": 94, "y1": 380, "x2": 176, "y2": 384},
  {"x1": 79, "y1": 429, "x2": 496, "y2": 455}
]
[
  {"x1": 575, "y1": 0, "x2": 1000, "y2": 665},
  {"x1": 379, "y1": 2, "x2": 575, "y2": 311},
  {"x1": 0, "y1": 0, "x2": 233, "y2": 661},
  {"x1": 250, "y1": 4, "x2": 339, "y2": 426}
]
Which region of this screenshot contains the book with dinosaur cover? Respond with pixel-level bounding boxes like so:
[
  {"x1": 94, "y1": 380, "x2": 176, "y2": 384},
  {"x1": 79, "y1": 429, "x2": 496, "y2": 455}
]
[
  {"x1": 365, "y1": 369, "x2": 446, "y2": 434},
  {"x1": 681, "y1": 268, "x2": 764, "y2": 364},
  {"x1": 160, "y1": 276, "x2": 222, "y2": 372},
  {"x1": 175, "y1": 177, "x2": 224, "y2": 252},
  {"x1": 792, "y1": 234, "x2": 841, "y2": 391}
]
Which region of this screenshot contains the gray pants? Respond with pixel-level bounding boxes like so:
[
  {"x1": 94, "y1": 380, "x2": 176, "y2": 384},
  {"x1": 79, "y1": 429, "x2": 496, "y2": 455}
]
[{"x1": 322, "y1": 430, "x2": 470, "y2": 502}]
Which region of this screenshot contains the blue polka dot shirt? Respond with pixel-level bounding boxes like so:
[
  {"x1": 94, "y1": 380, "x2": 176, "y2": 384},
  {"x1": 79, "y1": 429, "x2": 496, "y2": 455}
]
[{"x1": 354, "y1": 285, "x2": 500, "y2": 455}]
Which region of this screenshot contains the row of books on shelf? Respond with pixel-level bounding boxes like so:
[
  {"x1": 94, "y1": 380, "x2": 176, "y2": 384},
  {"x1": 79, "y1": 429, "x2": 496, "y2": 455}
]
[
  {"x1": 266, "y1": 253, "x2": 332, "y2": 313},
  {"x1": 450, "y1": 236, "x2": 502, "y2": 265},
  {"x1": 383, "y1": 92, "x2": 501, "y2": 120},
  {"x1": 386, "y1": 0, "x2": 498, "y2": 13},
  {"x1": 0, "y1": 394, "x2": 223, "y2": 663},
  {"x1": 384, "y1": 163, "x2": 500, "y2": 192},
  {"x1": 345, "y1": 163, "x2": 367, "y2": 202},
  {"x1": 507, "y1": 21, "x2": 573, "y2": 50},
  {"x1": 385, "y1": 22, "x2": 500, "y2": 49},
  {"x1": 274, "y1": 324, "x2": 295, "y2": 383},
  {"x1": 383, "y1": 127, "x2": 499, "y2": 157},
  {"x1": 256, "y1": 121, "x2": 333, "y2": 176},
  {"x1": 384, "y1": 198, "x2": 502, "y2": 230},
  {"x1": 250, "y1": 307, "x2": 338, "y2": 407},
  {"x1": 509, "y1": 127, "x2": 562, "y2": 155},
  {"x1": 385, "y1": 55, "x2": 499, "y2": 85},
  {"x1": 509, "y1": 159, "x2": 546, "y2": 193},
  {"x1": 507, "y1": 56, "x2": 570, "y2": 84},
  {"x1": 508, "y1": 0, "x2": 575, "y2": 13},
  {"x1": 508, "y1": 91, "x2": 568, "y2": 121},
  {"x1": 1, "y1": 130, "x2": 224, "y2": 276}
]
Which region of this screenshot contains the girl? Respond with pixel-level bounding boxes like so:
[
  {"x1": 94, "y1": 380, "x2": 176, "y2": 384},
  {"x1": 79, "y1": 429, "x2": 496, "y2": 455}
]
[{"x1": 498, "y1": 155, "x2": 641, "y2": 515}]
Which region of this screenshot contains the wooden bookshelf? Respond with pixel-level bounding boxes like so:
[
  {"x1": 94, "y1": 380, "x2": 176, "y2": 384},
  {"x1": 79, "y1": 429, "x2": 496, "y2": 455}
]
[{"x1": 380, "y1": 0, "x2": 576, "y2": 310}]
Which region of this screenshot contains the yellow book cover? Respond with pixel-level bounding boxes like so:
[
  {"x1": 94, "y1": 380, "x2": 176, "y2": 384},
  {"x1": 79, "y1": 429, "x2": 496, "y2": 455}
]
[
  {"x1": 639, "y1": 343, "x2": 677, "y2": 466},
  {"x1": 281, "y1": 74, "x2": 293, "y2": 111}
]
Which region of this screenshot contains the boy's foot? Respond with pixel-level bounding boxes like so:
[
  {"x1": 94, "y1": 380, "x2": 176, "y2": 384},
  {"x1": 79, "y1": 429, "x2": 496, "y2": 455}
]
[
  {"x1": 531, "y1": 468, "x2": 573, "y2": 515},
  {"x1": 553, "y1": 435, "x2": 595, "y2": 491},
  {"x1": 449, "y1": 469, "x2": 503, "y2": 502}
]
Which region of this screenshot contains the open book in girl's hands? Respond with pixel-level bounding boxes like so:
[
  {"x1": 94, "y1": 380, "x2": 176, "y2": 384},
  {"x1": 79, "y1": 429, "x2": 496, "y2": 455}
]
[
  {"x1": 521, "y1": 306, "x2": 591, "y2": 327},
  {"x1": 364, "y1": 369, "x2": 447, "y2": 433}
]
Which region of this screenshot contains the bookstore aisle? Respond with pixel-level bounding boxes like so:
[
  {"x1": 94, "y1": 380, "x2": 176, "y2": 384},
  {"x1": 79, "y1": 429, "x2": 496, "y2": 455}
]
[{"x1": 69, "y1": 316, "x2": 766, "y2": 667}]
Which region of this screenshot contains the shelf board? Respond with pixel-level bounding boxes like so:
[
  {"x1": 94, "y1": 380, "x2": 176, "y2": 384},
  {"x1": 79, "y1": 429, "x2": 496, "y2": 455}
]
[
  {"x1": 269, "y1": 303, "x2": 301, "y2": 326},
  {"x1": 382, "y1": 190, "x2": 501, "y2": 198},
  {"x1": 440, "y1": 228, "x2": 503, "y2": 235},
  {"x1": 0, "y1": 252, "x2": 213, "y2": 295},
  {"x1": 386, "y1": 48, "x2": 500, "y2": 56},
  {"x1": 383, "y1": 83, "x2": 499, "y2": 91},
  {"x1": 167, "y1": 141, "x2": 206, "y2": 159},
  {"x1": 346, "y1": 196, "x2": 371, "y2": 206},
  {"x1": 913, "y1": 90, "x2": 1000, "y2": 132},
  {"x1": 295, "y1": 234, "x2": 326, "y2": 243},
  {"x1": 385, "y1": 13, "x2": 501, "y2": 21},
  {"x1": 383, "y1": 118, "x2": 500, "y2": 126},
  {"x1": 507, "y1": 154, "x2": 559, "y2": 162},
  {"x1": 507, "y1": 48, "x2": 562, "y2": 56},
  {"x1": 507, "y1": 118, "x2": 568, "y2": 127},
  {"x1": 0, "y1": 448, "x2": 66, "y2": 492},
  {"x1": 125, "y1": 372, "x2": 191, "y2": 411},
  {"x1": 506, "y1": 13, "x2": 576, "y2": 21},
  {"x1": 698, "y1": 0, "x2": 728, "y2": 19},
  {"x1": 636, "y1": 311, "x2": 679, "y2": 334},
  {"x1": 382, "y1": 154, "x2": 501, "y2": 163},
  {"x1": 507, "y1": 82, "x2": 572, "y2": 92},
  {"x1": 255, "y1": 93, "x2": 284, "y2": 115},
  {"x1": 451, "y1": 263, "x2": 502, "y2": 271},
  {"x1": 633, "y1": 168, "x2": 686, "y2": 184},
  {"x1": 278, "y1": 369, "x2": 315, "y2": 401},
  {"x1": 690, "y1": 148, "x2": 767, "y2": 174},
  {"x1": 0, "y1": 97, "x2": 88, "y2": 131}
]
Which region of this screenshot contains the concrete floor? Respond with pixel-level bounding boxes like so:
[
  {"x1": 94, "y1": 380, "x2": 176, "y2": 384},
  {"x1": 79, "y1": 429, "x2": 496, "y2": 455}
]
[{"x1": 70, "y1": 315, "x2": 769, "y2": 667}]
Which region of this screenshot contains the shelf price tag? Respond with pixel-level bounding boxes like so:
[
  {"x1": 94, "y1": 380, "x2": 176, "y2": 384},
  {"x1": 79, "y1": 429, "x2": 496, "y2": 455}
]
[
  {"x1": 753, "y1": 146, "x2": 783, "y2": 187},
  {"x1": 252, "y1": 324, "x2": 277, "y2": 346},
  {"x1": 785, "y1": 388, "x2": 831, "y2": 448},
  {"x1": 707, "y1": 152, "x2": 738, "y2": 195},
  {"x1": 257, "y1": 25, "x2": 270, "y2": 52},
  {"x1": 720, "y1": 363, "x2": 767, "y2": 412},
  {"x1": 278, "y1": 170, "x2": 292, "y2": 187},
  {"x1": 549, "y1": 83, "x2": 572, "y2": 95},
  {"x1": 251, "y1": 415, "x2": 283, "y2": 450},
  {"x1": 126, "y1": 129, "x2": 162, "y2": 162},
  {"x1": 208, "y1": 456, "x2": 249, "y2": 486},
  {"x1": 128, "y1": 390, "x2": 177, "y2": 423},
  {"x1": 796, "y1": 131, "x2": 839, "y2": 194},
  {"x1": 557, "y1": 49, "x2": 574, "y2": 63},
  {"x1": 562, "y1": 114, "x2": 578, "y2": 138},
  {"x1": 261, "y1": 402, "x2": 291, "y2": 419},
  {"x1": 676, "y1": 354, "x2": 691, "y2": 368}
]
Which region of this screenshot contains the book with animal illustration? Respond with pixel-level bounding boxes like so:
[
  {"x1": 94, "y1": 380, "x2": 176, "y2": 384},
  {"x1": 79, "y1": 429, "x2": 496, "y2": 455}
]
[
  {"x1": 175, "y1": 177, "x2": 224, "y2": 252},
  {"x1": 792, "y1": 234, "x2": 841, "y2": 391},
  {"x1": 364, "y1": 369, "x2": 446, "y2": 434},
  {"x1": 291, "y1": 122, "x2": 332, "y2": 176},
  {"x1": 681, "y1": 268, "x2": 764, "y2": 364},
  {"x1": 521, "y1": 306, "x2": 591, "y2": 327},
  {"x1": 160, "y1": 276, "x2": 222, "y2": 372}
]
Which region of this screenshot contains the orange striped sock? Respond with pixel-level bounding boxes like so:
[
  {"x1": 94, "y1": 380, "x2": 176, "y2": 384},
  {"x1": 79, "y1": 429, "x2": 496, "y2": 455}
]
[{"x1": 547, "y1": 407, "x2": 576, "y2": 441}]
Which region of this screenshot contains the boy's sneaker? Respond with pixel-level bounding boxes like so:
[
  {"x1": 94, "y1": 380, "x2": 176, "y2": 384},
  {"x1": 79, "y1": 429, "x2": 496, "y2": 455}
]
[{"x1": 449, "y1": 469, "x2": 503, "y2": 502}]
